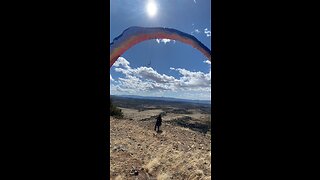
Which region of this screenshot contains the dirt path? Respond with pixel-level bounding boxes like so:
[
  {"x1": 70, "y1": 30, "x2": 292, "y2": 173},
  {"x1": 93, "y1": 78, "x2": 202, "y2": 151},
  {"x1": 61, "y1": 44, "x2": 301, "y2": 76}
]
[{"x1": 110, "y1": 112, "x2": 211, "y2": 180}]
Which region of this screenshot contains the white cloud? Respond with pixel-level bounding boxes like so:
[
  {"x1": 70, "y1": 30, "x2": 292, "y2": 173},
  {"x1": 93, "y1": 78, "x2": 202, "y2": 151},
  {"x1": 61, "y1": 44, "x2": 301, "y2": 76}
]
[
  {"x1": 170, "y1": 67, "x2": 211, "y2": 88},
  {"x1": 204, "y1": 28, "x2": 211, "y2": 37},
  {"x1": 132, "y1": 67, "x2": 177, "y2": 83},
  {"x1": 203, "y1": 59, "x2": 211, "y2": 65},
  {"x1": 155, "y1": 38, "x2": 175, "y2": 44},
  {"x1": 110, "y1": 75, "x2": 114, "y2": 81},
  {"x1": 110, "y1": 57, "x2": 211, "y2": 100},
  {"x1": 162, "y1": 39, "x2": 171, "y2": 44},
  {"x1": 191, "y1": 28, "x2": 201, "y2": 35},
  {"x1": 193, "y1": 0, "x2": 197, "y2": 3},
  {"x1": 113, "y1": 57, "x2": 131, "y2": 69}
]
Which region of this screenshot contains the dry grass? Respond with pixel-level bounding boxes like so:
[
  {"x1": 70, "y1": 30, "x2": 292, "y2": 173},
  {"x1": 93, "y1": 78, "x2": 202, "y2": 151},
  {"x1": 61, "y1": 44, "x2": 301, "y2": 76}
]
[{"x1": 110, "y1": 107, "x2": 211, "y2": 179}]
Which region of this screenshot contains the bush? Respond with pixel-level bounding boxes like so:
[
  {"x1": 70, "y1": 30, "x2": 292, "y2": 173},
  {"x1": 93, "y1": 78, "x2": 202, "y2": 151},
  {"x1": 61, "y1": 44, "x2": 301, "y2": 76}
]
[{"x1": 110, "y1": 98, "x2": 124, "y2": 119}]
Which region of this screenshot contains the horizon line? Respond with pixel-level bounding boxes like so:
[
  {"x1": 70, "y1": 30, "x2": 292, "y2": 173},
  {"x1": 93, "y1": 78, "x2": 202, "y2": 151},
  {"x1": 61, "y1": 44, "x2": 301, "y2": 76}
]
[{"x1": 110, "y1": 94, "x2": 211, "y2": 101}]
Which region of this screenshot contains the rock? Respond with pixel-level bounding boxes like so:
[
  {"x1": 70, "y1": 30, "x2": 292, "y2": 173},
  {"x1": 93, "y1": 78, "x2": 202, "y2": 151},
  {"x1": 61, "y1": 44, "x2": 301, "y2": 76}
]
[
  {"x1": 129, "y1": 170, "x2": 139, "y2": 176},
  {"x1": 130, "y1": 167, "x2": 139, "y2": 176}
]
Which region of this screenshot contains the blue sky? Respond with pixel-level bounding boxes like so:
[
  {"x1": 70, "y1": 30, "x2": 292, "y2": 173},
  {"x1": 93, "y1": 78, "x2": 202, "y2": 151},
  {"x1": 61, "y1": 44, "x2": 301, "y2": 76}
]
[{"x1": 110, "y1": 0, "x2": 211, "y2": 100}]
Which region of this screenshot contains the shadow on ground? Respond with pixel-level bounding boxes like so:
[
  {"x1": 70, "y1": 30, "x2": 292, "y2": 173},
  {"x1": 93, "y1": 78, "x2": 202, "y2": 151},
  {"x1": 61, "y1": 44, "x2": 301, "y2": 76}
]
[
  {"x1": 169, "y1": 116, "x2": 210, "y2": 134},
  {"x1": 156, "y1": 130, "x2": 163, "y2": 134}
]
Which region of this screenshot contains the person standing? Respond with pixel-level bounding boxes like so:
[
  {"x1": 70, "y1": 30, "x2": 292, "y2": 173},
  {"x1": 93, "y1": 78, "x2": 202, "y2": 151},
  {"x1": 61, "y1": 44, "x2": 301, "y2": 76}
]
[{"x1": 154, "y1": 114, "x2": 162, "y2": 132}]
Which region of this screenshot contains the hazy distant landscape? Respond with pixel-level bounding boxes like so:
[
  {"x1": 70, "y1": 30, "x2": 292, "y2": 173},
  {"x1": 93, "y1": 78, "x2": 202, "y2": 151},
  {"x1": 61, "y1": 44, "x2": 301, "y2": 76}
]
[
  {"x1": 112, "y1": 95, "x2": 211, "y2": 104},
  {"x1": 111, "y1": 95, "x2": 211, "y2": 114},
  {"x1": 110, "y1": 95, "x2": 211, "y2": 179}
]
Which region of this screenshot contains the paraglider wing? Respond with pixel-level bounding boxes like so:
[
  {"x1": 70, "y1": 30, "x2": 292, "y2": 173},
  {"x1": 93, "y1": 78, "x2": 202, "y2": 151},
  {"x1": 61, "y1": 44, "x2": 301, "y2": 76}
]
[{"x1": 110, "y1": 27, "x2": 211, "y2": 68}]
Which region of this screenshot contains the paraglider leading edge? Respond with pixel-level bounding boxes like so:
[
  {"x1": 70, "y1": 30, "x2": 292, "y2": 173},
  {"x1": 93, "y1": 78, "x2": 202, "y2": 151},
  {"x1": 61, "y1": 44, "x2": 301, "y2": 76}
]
[{"x1": 110, "y1": 26, "x2": 212, "y2": 68}]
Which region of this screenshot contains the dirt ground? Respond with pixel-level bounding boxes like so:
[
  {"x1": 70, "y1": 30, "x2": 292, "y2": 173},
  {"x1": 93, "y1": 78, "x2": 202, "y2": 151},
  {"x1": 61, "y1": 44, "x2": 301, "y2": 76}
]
[{"x1": 110, "y1": 108, "x2": 211, "y2": 180}]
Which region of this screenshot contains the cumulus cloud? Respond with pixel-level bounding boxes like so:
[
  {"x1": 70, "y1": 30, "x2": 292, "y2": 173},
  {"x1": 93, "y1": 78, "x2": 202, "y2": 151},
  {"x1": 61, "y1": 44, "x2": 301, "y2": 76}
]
[
  {"x1": 204, "y1": 28, "x2": 211, "y2": 37},
  {"x1": 170, "y1": 67, "x2": 211, "y2": 88},
  {"x1": 110, "y1": 57, "x2": 211, "y2": 99},
  {"x1": 132, "y1": 67, "x2": 177, "y2": 83},
  {"x1": 113, "y1": 57, "x2": 131, "y2": 69}
]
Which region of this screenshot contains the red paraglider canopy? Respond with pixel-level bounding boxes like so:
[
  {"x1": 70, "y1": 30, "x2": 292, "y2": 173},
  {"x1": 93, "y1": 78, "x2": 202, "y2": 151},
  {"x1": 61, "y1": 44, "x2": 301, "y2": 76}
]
[{"x1": 110, "y1": 27, "x2": 211, "y2": 68}]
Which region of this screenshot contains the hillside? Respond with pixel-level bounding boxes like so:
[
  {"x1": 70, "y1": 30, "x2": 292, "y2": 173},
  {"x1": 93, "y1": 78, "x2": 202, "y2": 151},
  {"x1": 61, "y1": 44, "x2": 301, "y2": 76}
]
[{"x1": 110, "y1": 106, "x2": 212, "y2": 180}]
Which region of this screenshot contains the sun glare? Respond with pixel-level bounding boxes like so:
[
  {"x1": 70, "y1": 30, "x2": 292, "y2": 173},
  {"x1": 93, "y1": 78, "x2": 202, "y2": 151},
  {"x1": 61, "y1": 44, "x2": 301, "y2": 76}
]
[{"x1": 146, "y1": 1, "x2": 158, "y2": 17}]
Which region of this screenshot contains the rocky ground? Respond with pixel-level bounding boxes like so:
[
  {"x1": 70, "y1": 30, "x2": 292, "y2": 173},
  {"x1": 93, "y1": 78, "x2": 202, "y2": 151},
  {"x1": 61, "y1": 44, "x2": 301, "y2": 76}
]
[{"x1": 110, "y1": 108, "x2": 212, "y2": 180}]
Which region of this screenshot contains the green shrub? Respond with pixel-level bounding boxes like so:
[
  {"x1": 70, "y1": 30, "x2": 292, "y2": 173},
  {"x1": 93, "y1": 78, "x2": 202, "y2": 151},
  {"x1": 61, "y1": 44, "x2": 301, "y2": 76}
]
[{"x1": 110, "y1": 98, "x2": 124, "y2": 119}]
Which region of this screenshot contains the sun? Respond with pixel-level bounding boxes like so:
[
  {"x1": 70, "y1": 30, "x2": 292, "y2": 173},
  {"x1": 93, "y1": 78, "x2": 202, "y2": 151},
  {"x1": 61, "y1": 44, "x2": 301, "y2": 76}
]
[{"x1": 146, "y1": 1, "x2": 158, "y2": 17}]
